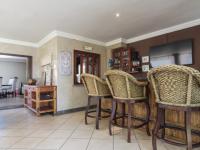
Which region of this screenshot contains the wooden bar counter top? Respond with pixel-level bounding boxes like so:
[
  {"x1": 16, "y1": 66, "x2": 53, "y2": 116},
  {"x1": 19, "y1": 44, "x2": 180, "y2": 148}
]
[{"x1": 102, "y1": 73, "x2": 200, "y2": 143}]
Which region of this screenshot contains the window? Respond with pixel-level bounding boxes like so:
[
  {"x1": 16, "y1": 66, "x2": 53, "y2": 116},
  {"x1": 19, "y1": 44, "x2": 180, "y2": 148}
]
[{"x1": 74, "y1": 50, "x2": 100, "y2": 85}]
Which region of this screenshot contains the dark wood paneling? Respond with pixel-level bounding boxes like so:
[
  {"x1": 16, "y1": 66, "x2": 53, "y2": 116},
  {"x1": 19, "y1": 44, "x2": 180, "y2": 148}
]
[
  {"x1": 128, "y1": 25, "x2": 200, "y2": 70},
  {"x1": 125, "y1": 25, "x2": 200, "y2": 143}
]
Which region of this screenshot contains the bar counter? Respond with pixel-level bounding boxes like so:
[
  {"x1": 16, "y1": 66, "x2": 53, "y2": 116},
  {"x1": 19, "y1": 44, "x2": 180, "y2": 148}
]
[{"x1": 102, "y1": 73, "x2": 200, "y2": 143}]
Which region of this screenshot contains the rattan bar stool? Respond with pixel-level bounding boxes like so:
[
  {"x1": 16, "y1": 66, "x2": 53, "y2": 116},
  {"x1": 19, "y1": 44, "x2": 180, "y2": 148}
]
[
  {"x1": 81, "y1": 73, "x2": 112, "y2": 129},
  {"x1": 105, "y1": 70, "x2": 150, "y2": 143},
  {"x1": 148, "y1": 65, "x2": 200, "y2": 150}
]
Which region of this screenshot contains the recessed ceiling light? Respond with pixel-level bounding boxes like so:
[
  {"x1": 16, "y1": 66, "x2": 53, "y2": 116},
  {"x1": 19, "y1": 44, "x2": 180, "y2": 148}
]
[{"x1": 115, "y1": 13, "x2": 120, "y2": 18}]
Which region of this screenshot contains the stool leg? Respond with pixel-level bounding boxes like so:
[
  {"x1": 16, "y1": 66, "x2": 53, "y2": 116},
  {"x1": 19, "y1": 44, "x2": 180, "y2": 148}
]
[
  {"x1": 152, "y1": 106, "x2": 162, "y2": 150},
  {"x1": 98, "y1": 97, "x2": 102, "y2": 119},
  {"x1": 109, "y1": 100, "x2": 117, "y2": 135},
  {"x1": 161, "y1": 109, "x2": 165, "y2": 139},
  {"x1": 127, "y1": 101, "x2": 132, "y2": 143},
  {"x1": 114, "y1": 102, "x2": 118, "y2": 124},
  {"x1": 185, "y1": 108, "x2": 192, "y2": 150},
  {"x1": 121, "y1": 103, "x2": 125, "y2": 127},
  {"x1": 145, "y1": 101, "x2": 151, "y2": 136},
  {"x1": 96, "y1": 97, "x2": 101, "y2": 129},
  {"x1": 85, "y1": 96, "x2": 91, "y2": 125}
]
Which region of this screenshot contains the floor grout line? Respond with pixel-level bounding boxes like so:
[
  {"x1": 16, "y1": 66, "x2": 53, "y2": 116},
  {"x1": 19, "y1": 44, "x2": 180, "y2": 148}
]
[
  {"x1": 58, "y1": 118, "x2": 85, "y2": 150},
  {"x1": 134, "y1": 130, "x2": 142, "y2": 150},
  {"x1": 0, "y1": 109, "x2": 181, "y2": 150},
  {"x1": 85, "y1": 125, "x2": 95, "y2": 150}
]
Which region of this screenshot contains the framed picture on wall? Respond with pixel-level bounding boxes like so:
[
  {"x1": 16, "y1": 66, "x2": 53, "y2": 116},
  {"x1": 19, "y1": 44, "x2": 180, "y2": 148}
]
[
  {"x1": 142, "y1": 65, "x2": 150, "y2": 72},
  {"x1": 142, "y1": 56, "x2": 149, "y2": 63},
  {"x1": 59, "y1": 51, "x2": 72, "y2": 76}
]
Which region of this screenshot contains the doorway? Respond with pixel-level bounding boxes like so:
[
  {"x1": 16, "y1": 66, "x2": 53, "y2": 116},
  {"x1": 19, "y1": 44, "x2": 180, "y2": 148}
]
[{"x1": 0, "y1": 53, "x2": 32, "y2": 109}]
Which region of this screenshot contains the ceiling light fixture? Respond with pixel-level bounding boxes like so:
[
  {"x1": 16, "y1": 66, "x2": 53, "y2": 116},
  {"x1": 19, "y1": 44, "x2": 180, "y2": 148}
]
[{"x1": 115, "y1": 13, "x2": 120, "y2": 18}]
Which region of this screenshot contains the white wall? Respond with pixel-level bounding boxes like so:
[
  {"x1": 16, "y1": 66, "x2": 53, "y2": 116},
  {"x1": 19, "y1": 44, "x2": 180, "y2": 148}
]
[
  {"x1": 0, "y1": 61, "x2": 26, "y2": 89},
  {"x1": 56, "y1": 37, "x2": 107, "y2": 111},
  {"x1": 0, "y1": 42, "x2": 38, "y2": 78},
  {"x1": 37, "y1": 36, "x2": 107, "y2": 111}
]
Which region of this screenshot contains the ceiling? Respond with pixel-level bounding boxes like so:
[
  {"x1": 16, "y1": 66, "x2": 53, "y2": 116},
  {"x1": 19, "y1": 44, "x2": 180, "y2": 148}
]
[{"x1": 0, "y1": 0, "x2": 200, "y2": 44}]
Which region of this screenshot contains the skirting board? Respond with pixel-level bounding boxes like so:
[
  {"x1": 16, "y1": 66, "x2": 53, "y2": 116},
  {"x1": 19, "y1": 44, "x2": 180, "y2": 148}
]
[{"x1": 55, "y1": 105, "x2": 96, "y2": 115}]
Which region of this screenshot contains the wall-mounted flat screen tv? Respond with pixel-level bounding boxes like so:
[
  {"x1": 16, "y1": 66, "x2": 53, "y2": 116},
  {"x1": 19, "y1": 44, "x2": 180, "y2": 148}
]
[{"x1": 150, "y1": 39, "x2": 193, "y2": 68}]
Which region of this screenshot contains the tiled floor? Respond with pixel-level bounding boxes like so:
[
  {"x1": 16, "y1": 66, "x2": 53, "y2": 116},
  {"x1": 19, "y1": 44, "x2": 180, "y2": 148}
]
[
  {"x1": 0, "y1": 96, "x2": 24, "y2": 109},
  {"x1": 0, "y1": 108, "x2": 198, "y2": 150}
]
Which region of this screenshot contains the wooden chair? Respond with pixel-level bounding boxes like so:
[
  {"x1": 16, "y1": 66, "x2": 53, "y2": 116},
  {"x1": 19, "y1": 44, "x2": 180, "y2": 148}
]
[
  {"x1": 81, "y1": 73, "x2": 112, "y2": 129},
  {"x1": 7, "y1": 77, "x2": 18, "y2": 97},
  {"x1": 105, "y1": 70, "x2": 150, "y2": 143},
  {"x1": 148, "y1": 65, "x2": 200, "y2": 150}
]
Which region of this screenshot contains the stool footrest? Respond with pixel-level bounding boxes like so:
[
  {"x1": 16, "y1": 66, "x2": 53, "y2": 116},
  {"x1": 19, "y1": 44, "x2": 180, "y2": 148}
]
[
  {"x1": 156, "y1": 123, "x2": 200, "y2": 147},
  {"x1": 159, "y1": 123, "x2": 200, "y2": 136},
  {"x1": 86, "y1": 109, "x2": 111, "y2": 119}
]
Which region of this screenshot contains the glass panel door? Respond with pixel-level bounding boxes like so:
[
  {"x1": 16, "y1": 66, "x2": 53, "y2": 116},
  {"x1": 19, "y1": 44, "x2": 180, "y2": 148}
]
[
  {"x1": 75, "y1": 53, "x2": 81, "y2": 84},
  {"x1": 81, "y1": 53, "x2": 87, "y2": 74},
  {"x1": 94, "y1": 54, "x2": 100, "y2": 76},
  {"x1": 88, "y1": 54, "x2": 93, "y2": 74},
  {"x1": 74, "y1": 50, "x2": 100, "y2": 85}
]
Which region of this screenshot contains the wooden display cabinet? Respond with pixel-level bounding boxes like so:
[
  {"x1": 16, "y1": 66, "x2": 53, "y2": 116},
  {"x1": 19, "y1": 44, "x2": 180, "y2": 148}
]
[
  {"x1": 74, "y1": 50, "x2": 100, "y2": 85},
  {"x1": 24, "y1": 85, "x2": 57, "y2": 116},
  {"x1": 112, "y1": 47, "x2": 141, "y2": 73}
]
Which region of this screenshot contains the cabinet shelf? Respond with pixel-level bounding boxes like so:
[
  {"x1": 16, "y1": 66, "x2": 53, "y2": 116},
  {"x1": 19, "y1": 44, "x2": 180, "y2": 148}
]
[
  {"x1": 24, "y1": 85, "x2": 57, "y2": 116},
  {"x1": 31, "y1": 99, "x2": 55, "y2": 103}
]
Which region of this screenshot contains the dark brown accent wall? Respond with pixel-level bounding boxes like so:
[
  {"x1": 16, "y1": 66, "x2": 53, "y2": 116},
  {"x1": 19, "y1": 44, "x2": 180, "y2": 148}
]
[{"x1": 128, "y1": 25, "x2": 200, "y2": 70}]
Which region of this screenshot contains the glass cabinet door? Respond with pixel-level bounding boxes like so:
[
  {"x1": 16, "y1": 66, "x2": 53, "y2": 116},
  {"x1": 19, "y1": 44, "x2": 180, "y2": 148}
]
[
  {"x1": 88, "y1": 54, "x2": 93, "y2": 74},
  {"x1": 81, "y1": 54, "x2": 87, "y2": 74},
  {"x1": 94, "y1": 54, "x2": 100, "y2": 76},
  {"x1": 74, "y1": 50, "x2": 100, "y2": 85},
  {"x1": 75, "y1": 53, "x2": 81, "y2": 84}
]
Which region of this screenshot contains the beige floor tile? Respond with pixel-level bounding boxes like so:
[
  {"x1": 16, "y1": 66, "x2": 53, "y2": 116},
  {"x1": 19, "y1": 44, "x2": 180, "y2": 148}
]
[
  {"x1": 134, "y1": 129, "x2": 152, "y2": 140},
  {"x1": 87, "y1": 139, "x2": 113, "y2": 150},
  {"x1": 58, "y1": 122, "x2": 80, "y2": 130},
  {"x1": 48, "y1": 129, "x2": 73, "y2": 139},
  {"x1": 138, "y1": 140, "x2": 167, "y2": 150},
  {"x1": 33, "y1": 123, "x2": 61, "y2": 130},
  {"x1": 11, "y1": 137, "x2": 44, "y2": 149},
  {"x1": 0, "y1": 108, "x2": 175, "y2": 150},
  {"x1": 92, "y1": 129, "x2": 113, "y2": 140},
  {"x1": 60, "y1": 139, "x2": 89, "y2": 150},
  {"x1": 114, "y1": 142, "x2": 140, "y2": 150},
  {"x1": 0, "y1": 137, "x2": 22, "y2": 148},
  {"x1": 35, "y1": 138, "x2": 66, "y2": 149},
  {"x1": 0, "y1": 129, "x2": 34, "y2": 137},
  {"x1": 7, "y1": 149, "x2": 28, "y2": 150},
  {"x1": 71, "y1": 129, "x2": 94, "y2": 139},
  {"x1": 98, "y1": 119, "x2": 109, "y2": 130},
  {"x1": 77, "y1": 123, "x2": 95, "y2": 130},
  {"x1": 113, "y1": 128, "x2": 136, "y2": 142},
  {"x1": 4, "y1": 122, "x2": 27, "y2": 129},
  {"x1": 163, "y1": 142, "x2": 185, "y2": 150},
  {"x1": 28, "y1": 129, "x2": 54, "y2": 138},
  {"x1": 0, "y1": 96, "x2": 24, "y2": 108}
]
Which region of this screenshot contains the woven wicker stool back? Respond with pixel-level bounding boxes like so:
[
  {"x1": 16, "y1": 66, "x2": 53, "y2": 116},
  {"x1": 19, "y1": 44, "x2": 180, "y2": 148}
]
[
  {"x1": 105, "y1": 70, "x2": 146, "y2": 100},
  {"x1": 147, "y1": 65, "x2": 200, "y2": 107},
  {"x1": 81, "y1": 73, "x2": 111, "y2": 97}
]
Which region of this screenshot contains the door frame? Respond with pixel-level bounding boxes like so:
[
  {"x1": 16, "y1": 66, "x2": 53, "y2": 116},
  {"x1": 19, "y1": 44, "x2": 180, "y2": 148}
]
[{"x1": 0, "y1": 53, "x2": 32, "y2": 79}]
